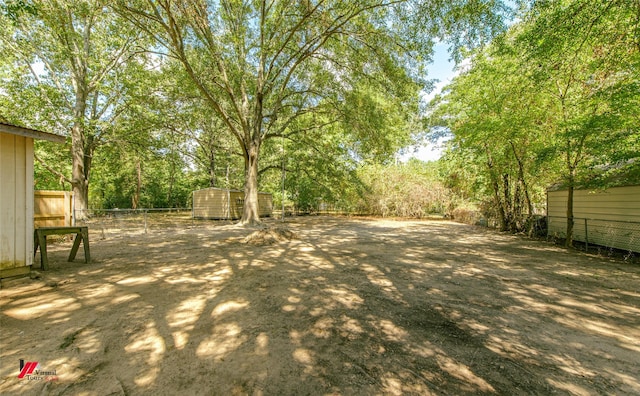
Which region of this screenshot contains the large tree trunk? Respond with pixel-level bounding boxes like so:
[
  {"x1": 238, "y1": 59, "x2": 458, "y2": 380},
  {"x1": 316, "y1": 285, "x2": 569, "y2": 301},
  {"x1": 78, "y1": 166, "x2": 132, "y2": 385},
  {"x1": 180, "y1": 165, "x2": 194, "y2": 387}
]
[
  {"x1": 564, "y1": 128, "x2": 576, "y2": 247},
  {"x1": 510, "y1": 140, "x2": 535, "y2": 233},
  {"x1": 71, "y1": 92, "x2": 90, "y2": 220},
  {"x1": 502, "y1": 173, "x2": 514, "y2": 231},
  {"x1": 241, "y1": 141, "x2": 261, "y2": 225},
  {"x1": 71, "y1": 126, "x2": 89, "y2": 220},
  {"x1": 240, "y1": 59, "x2": 264, "y2": 225},
  {"x1": 70, "y1": 21, "x2": 91, "y2": 221},
  {"x1": 167, "y1": 158, "x2": 175, "y2": 206}
]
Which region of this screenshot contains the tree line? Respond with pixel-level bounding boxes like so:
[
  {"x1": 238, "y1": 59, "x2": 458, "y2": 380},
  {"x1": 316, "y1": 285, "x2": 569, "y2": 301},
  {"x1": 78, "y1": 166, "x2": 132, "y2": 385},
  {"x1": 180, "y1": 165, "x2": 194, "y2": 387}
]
[
  {"x1": 0, "y1": 0, "x2": 512, "y2": 224},
  {"x1": 0, "y1": 0, "x2": 637, "y2": 245}
]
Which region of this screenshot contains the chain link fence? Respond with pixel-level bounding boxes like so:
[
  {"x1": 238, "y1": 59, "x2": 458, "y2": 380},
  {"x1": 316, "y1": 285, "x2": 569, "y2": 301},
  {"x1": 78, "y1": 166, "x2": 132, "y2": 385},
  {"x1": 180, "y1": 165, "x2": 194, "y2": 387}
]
[
  {"x1": 74, "y1": 208, "x2": 204, "y2": 238},
  {"x1": 548, "y1": 216, "x2": 640, "y2": 254},
  {"x1": 73, "y1": 208, "x2": 639, "y2": 255}
]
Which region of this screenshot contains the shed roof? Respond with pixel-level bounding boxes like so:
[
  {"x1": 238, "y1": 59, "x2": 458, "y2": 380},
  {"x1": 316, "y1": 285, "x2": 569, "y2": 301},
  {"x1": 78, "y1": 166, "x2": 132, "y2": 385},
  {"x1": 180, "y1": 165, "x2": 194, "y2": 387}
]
[
  {"x1": 193, "y1": 187, "x2": 272, "y2": 195},
  {"x1": 0, "y1": 122, "x2": 65, "y2": 143}
]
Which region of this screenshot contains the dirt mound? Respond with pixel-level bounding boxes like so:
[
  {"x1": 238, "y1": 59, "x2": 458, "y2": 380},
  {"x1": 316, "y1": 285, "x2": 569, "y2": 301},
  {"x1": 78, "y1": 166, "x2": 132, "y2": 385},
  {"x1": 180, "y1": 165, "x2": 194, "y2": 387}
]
[{"x1": 241, "y1": 226, "x2": 297, "y2": 245}]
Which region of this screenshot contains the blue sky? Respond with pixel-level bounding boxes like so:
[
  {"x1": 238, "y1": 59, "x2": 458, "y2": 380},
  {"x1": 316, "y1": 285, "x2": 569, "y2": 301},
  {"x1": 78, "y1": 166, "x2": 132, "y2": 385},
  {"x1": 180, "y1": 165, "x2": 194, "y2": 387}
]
[
  {"x1": 425, "y1": 43, "x2": 458, "y2": 99},
  {"x1": 400, "y1": 43, "x2": 457, "y2": 162}
]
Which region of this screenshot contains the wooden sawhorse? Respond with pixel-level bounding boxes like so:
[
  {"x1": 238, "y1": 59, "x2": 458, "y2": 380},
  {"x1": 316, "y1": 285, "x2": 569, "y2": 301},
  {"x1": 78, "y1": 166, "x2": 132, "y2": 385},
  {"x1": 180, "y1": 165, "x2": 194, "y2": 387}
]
[{"x1": 34, "y1": 226, "x2": 90, "y2": 270}]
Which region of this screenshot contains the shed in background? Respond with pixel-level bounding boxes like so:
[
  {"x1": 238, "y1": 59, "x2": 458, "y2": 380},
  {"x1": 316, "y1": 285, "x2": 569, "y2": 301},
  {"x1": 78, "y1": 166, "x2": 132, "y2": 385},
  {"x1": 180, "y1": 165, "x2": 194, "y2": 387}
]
[
  {"x1": 1, "y1": 122, "x2": 65, "y2": 280},
  {"x1": 192, "y1": 187, "x2": 273, "y2": 220},
  {"x1": 547, "y1": 185, "x2": 640, "y2": 253}
]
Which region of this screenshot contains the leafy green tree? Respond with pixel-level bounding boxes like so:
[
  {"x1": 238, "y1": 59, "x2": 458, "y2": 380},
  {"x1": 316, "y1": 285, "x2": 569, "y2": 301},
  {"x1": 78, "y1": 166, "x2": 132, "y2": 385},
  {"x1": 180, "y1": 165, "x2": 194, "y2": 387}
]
[
  {"x1": 151, "y1": 61, "x2": 245, "y2": 191},
  {"x1": 0, "y1": 0, "x2": 150, "y2": 218},
  {"x1": 517, "y1": 0, "x2": 640, "y2": 245},
  {"x1": 430, "y1": 47, "x2": 550, "y2": 232},
  {"x1": 258, "y1": 109, "x2": 364, "y2": 214},
  {"x1": 87, "y1": 61, "x2": 204, "y2": 209},
  {"x1": 115, "y1": 0, "x2": 514, "y2": 225},
  {"x1": 432, "y1": 0, "x2": 639, "y2": 242},
  {"x1": 114, "y1": 0, "x2": 412, "y2": 223}
]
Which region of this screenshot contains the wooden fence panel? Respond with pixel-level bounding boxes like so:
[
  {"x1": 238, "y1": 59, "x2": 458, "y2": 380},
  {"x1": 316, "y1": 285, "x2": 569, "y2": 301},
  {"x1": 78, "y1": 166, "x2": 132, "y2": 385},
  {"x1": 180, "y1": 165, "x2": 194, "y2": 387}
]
[{"x1": 34, "y1": 190, "x2": 73, "y2": 228}]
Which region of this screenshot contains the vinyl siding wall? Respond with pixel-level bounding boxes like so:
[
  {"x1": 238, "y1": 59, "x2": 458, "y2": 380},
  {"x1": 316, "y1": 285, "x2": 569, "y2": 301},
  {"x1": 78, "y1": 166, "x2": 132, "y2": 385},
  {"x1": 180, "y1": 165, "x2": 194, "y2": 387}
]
[
  {"x1": 0, "y1": 132, "x2": 34, "y2": 276},
  {"x1": 547, "y1": 186, "x2": 640, "y2": 252},
  {"x1": 192, "y1": 188, "x2": 273, "y2": 220}
]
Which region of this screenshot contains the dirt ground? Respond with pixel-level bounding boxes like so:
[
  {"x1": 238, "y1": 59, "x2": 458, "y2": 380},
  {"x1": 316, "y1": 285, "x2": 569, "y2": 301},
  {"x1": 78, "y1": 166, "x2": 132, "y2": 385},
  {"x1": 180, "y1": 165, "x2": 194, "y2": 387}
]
[{"x1": 1, "y1": 216, "x2": 639, "y2": 395}]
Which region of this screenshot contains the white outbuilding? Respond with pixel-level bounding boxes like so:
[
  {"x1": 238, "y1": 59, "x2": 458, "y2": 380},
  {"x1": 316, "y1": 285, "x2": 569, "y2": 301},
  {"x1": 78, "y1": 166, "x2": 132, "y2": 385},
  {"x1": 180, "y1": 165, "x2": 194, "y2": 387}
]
[
  {"x1": 1, "y1": 122, "x2": 65, "y2": 280},
  {"x1": 192, "y1": 187, "x2": 273, "y2": 220},
  {"x1": 547, "y1": 184, "x2": 640, "y2": 253}
]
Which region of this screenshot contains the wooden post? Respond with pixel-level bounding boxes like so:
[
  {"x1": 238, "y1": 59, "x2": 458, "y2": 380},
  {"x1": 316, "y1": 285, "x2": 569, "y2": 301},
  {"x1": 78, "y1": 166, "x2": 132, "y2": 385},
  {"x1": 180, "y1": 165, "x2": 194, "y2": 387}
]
[
  {"x1": 35, "y1": 231, "x2": 49, "y2": 270},
  {"x1": 68, "y1": 227, "x2": 90, "y2": 263},
  {"x1": 584, "y1": 218, "x2": 589, "y2": 251},
  {"x1": 64, "y1": 191, "x2": 71, "y2": 226},
  {"x1": 227, "y1": 189, "x2": 231, "y2": 220}
]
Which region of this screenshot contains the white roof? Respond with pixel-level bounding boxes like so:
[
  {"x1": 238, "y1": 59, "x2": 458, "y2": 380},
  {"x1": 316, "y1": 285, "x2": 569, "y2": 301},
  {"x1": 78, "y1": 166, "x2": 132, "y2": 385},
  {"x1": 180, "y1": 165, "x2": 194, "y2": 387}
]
[{"x1": 0, "y1": 122, "x2": 65, "y2": 143}]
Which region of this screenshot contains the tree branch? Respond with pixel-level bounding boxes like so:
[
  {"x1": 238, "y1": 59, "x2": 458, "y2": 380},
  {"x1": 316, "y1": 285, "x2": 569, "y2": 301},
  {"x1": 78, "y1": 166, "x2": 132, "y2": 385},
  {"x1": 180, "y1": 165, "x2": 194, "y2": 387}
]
[{"x1": 34, "y1": 153, "x2": 72, "y2": 185}]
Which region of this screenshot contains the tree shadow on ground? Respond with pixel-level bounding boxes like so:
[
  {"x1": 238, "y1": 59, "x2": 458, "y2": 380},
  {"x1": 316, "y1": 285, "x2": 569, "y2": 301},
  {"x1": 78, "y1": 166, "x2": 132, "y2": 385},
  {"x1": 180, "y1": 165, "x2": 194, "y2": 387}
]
[{"x1": 1, "y1": 217, "x2": 639, "y2": 395}]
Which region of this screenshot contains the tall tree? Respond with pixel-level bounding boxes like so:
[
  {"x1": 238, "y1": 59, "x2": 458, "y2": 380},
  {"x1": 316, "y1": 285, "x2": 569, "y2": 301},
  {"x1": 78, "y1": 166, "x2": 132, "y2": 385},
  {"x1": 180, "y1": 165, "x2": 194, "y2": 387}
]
[
  {"x1": 115, "y1": 0, "x2": 512, "y2": 225},
  {"x1": 153, "y1": 61, "x2": 244, "y2": 190},
  {"x1": 0, "y1": 0, "x2": 148, "y2": 218},
  {"x1": 518, "y1": 0, "x2": 640, "y2": 245},
  {"x1": 430, "y1": 47, "x2": 550, "y2": 231},
  {"x1": 432, "y1": 0, "x2": 639, "y2": 242}
]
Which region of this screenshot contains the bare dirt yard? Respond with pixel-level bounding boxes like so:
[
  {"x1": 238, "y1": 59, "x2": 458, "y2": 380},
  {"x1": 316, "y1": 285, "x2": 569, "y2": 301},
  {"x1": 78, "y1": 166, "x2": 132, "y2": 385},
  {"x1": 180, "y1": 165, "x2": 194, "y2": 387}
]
[{"x1": 1, "y1": 216, "x2": 639, "y2": 395}]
